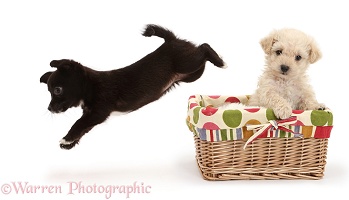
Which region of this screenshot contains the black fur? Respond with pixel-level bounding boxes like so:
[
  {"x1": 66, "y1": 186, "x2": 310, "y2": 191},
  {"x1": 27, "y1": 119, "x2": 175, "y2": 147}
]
[{"x1": 40, "y1": 24, "x2": 225, "y2": 150}]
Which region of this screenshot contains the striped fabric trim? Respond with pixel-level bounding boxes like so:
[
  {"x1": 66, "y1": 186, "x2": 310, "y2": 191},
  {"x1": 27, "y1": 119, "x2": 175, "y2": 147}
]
[{"x1": 193, "y1": 125, "x2": 332, "y2": 142}]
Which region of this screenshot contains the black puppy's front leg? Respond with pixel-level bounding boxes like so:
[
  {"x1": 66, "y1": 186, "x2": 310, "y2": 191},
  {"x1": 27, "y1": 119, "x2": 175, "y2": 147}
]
[{"x1": 60, "y1": 111, "x2": 109, "y2": 150}]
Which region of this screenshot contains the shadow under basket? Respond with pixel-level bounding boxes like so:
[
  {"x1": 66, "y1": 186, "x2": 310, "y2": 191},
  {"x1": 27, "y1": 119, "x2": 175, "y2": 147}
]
[{"x1": 187, "y1": 95, "x2": 333, "y2": 180}]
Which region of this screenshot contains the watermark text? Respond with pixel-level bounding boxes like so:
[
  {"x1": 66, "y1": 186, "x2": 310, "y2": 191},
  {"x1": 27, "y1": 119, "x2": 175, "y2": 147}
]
[{"x1": 1, "y1": 181, "x2": 151, "y2": 199}]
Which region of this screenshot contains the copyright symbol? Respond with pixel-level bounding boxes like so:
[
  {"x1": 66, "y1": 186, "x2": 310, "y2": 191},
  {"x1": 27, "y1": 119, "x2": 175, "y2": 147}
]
[{"x1": 1, "y1": 184, "x2": 11, "y2": 195}]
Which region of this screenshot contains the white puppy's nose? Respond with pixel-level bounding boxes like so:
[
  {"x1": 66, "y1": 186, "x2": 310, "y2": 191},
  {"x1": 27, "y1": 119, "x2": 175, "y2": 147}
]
[{"x1": 281, "y1": 65, "x2": 289, "y2": 73}]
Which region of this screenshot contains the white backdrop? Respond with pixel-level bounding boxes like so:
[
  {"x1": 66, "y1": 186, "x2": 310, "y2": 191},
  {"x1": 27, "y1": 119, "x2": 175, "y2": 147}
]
[{"x1": 0, "y1": 0, "x2": 347, "y2": 199}]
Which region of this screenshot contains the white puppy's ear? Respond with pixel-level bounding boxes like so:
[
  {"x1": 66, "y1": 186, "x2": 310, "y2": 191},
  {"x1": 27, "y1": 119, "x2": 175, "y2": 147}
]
[
  {"x1": 260, "y1": 31, "x2": 277, "y2": 55},
  {"x1": 309, "y1": 40, "x2": 322, "y2": 64}
]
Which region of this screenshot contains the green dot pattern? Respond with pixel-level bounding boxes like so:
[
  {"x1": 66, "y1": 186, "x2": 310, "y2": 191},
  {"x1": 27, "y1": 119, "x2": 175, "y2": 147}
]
[
  {"x1": 266, "y1": 108, "x2": 277, "y2": 120},
  {"x1": 193, "y1": 107, "x2": 201, "y2": 124},
  {"x1": 311, "y1": 110, "x2": 333, "y2": 126},
  {"x1": 223, "y1": 110, "x2": 242, "y2": 128}
]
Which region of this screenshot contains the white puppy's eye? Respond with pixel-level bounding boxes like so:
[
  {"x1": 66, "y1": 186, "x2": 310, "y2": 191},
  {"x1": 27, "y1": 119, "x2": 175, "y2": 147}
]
[
  {"x1": 53, "y1": 87, "x2": 63, "y2": 95},
  {"x1": 295, "y1": 55, "x2": 302, "y2": 61},
  {"x1": 275, "y1": 50, "x2": 282, "y2": 55}
]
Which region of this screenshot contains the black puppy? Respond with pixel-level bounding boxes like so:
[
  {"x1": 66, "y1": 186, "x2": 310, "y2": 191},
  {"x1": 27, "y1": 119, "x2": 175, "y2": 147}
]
[{"x1": 40, "y1": 24, "x2": 226, "y2": 150}]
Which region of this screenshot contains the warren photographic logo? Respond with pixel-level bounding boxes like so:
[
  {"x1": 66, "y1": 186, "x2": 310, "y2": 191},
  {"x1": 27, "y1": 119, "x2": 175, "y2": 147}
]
[{"x1": 1, "y1": 181, "x2": 151, "y2": 199}]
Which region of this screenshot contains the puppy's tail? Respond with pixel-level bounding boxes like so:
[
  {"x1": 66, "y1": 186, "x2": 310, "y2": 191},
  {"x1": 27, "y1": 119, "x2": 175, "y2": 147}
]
[{"x1": 142, "y1": 24, "x2": 177, "y2": 42}]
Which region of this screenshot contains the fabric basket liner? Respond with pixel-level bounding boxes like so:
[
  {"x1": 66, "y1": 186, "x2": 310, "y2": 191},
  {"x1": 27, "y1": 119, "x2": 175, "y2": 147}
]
[{"x1": 187, "y1": 95, "x2": 333, "y2": 142}]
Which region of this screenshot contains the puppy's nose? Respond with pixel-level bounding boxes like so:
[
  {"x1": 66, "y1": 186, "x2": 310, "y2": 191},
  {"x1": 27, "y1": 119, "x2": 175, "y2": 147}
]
[
  {"x1": 48, "y1": 105, "x2": 52, "y2": 112},
  {"x1": 281, "y1": 65, "x2": 289, "y2": 73}
]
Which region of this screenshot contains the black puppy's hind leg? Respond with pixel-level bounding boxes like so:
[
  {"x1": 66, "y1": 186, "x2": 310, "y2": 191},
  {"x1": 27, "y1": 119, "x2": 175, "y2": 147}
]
[
  {"x1": 60, "y1": 111, "x2": 109, "y2": 150},
  {"x1": 200, "y1": 43, "x2": 226, "y2": 68},
  {"x1": 180, "y1": 66, "x2": 205, "y2": 83}
]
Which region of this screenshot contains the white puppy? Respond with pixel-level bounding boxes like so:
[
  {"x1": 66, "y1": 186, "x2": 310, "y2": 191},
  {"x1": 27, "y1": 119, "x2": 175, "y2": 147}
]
[{"x1": 247, "y1": 28, "x2": 325, "y2": 119}]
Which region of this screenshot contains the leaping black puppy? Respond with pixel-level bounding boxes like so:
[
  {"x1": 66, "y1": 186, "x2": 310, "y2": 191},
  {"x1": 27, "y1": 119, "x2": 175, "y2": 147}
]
[{"x1": 40, "y1": 24, "x2": 226, "y2": 150}]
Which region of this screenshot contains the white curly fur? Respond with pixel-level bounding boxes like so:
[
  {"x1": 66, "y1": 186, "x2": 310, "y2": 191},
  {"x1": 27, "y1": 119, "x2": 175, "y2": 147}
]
[{"x1": 247, "y1": 28, "x2": 325, "y2": 119}]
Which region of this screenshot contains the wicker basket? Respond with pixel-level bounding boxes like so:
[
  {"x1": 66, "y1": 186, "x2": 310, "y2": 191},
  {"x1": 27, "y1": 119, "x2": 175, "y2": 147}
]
[{"x1": 187, "y1": 95, "x2": 333, "y2": 180}]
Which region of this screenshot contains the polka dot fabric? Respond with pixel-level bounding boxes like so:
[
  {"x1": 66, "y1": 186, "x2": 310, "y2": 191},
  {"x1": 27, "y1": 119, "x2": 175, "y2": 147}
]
[{"x1": 187, "y1": 95, "x2": 333, "y2": 142}]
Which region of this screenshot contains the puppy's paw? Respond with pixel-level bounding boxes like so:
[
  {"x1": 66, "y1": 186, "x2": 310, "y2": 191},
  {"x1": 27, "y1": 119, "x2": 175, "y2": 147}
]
[
  {"x1": 316, "y1": 103, "x2": 327, "y2": 110},
  {"x1": 59, "y1": 139, "x2": 79, "y2": 150},
  {"x1": 273, "y1": 105, "x2": 292, "y2": 119},
  {"x1": 305, "y1": 103, "x2": 327, "y2": 111},
  {"x1": 221, "y1": 61, "x2": 228, "y2": 69}
]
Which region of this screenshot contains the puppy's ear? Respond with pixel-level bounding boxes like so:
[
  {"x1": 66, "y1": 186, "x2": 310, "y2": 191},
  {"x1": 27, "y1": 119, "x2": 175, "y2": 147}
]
[
  {"x1": 309, "y1": 40, "x2": 322, "y2": 64},
  {"x1": 40, "y1": 72, "x2": 53, "y2": 84},
  {"x1": 50, "y1": 59, "x2": 73, "y2": 68},
  {"x1": 50, "y1": 59, "x2": 83, "y2": 72},
  {"x1": 260, "y1": 32, "x2": 277, "y2": 55}
]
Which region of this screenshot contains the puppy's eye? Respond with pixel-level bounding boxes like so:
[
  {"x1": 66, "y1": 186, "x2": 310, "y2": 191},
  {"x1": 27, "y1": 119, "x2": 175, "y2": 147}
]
[
  {"x1": 53, "y1": 87, "x2": 63, "y2": 95},
  {"x1": 295, "y1": 55, "x2": 302, "y2": 61},
  {"x1": 275, "y1": 50, "x2": 282, "y2": 55}
]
